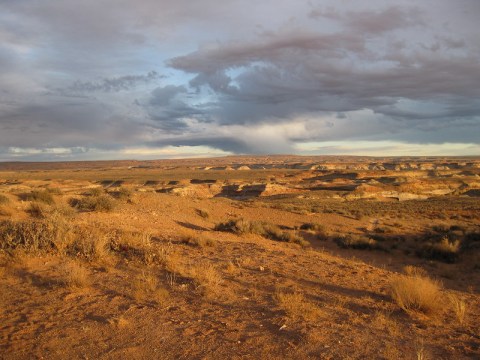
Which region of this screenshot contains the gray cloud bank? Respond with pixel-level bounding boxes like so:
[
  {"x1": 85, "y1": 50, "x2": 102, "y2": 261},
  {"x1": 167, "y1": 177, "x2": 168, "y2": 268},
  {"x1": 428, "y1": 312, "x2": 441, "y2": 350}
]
[{"x1": 0, "y1": 0, "x2": 479, "y2": 160}]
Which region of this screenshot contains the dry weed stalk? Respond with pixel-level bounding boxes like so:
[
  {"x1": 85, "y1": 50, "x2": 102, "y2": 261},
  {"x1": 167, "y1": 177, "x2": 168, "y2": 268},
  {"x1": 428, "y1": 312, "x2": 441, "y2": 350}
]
[{"x1": 449, "y1": 294, "x2": 466, "y2": 325}]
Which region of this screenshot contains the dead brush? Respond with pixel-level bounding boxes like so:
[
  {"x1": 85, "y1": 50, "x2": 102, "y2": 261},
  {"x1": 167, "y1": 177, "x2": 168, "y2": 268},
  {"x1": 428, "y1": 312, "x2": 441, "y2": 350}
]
[
  {"x1": 275, "y1": 289, "x2": 323, "y2": 322},
  {"x1": 389, "y1": 266, "x2": 443, "y2": 316}
]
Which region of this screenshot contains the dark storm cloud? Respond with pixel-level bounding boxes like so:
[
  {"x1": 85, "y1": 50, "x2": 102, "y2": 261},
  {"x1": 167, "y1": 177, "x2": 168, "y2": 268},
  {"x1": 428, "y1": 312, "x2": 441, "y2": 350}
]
[
  {"x1": 168, "y1": 3, "x2": 480, "y2": 139},
  {"x1": 63, "y1": 71, "x2": 162, "y2": 93},
  {"x1": 146, "y1": 136, "x2": 251, "y2": 154}
]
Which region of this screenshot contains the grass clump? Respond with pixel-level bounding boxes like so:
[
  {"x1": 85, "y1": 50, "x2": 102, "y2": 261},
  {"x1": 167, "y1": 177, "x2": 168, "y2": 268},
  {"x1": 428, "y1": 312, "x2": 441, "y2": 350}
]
[
  {"x1": 389, "y1": 266, "x2": 443, "y2": 316},
  {"x1": 0, "y1": 194, "x2": 10, "y2": 205},
  {"x1": 24, "y1": 190, "x2": 55, "y2": 205},
  {"x1": 215, "y1": 218, "x2": 309, "y2": 246},
  {"x1": 68, "y1": 226, "x2": 111, "y2": 260},
  {"x1": 335, "y1": 234, "x2": 382, "y2": 250},
  {"x1": 62, "y1": 261, "x2": 90, "y2": 289},
  {"x1": 189, "y1": 263, "x2": 224, "y2": 299},
  {"x1": 180, "y1": 231, "x2": 217, "y2": 248},
  {"x1": 132, "y1": 271, "x2": 170, "y2": 305},
  {"x1": 110, "y1": 187, "x2": 133, "y2": 201},
  {"x1": 27, "y1": 202, "x2": 49, "y2": 219},
  {"x1": 299, "y1": 222, "x2": 328, "y2": 240},
  {"x1": 275, "y1": 289, "x2": 323, "y2": 321}
]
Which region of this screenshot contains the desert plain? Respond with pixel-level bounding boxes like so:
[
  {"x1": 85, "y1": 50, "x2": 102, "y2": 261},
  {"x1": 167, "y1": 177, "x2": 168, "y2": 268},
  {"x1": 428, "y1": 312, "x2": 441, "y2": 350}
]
[{"x1": 0, "y1": 155, "x2": 479, "y2": 359}]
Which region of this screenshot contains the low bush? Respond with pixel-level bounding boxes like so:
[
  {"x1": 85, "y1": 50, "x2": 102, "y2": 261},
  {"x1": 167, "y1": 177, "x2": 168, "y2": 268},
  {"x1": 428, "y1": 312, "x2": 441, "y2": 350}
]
[
  {"x1": 110, "y1": 187, "x2": 133, "y2": 201},
  {"x1": 0, "y1": 219, "x2": 64, "y2": 252},
  {"x1": 335, "y1": 235, "x2": 382, "y2": 250},
  {"x1": 70, "y1": 194, "x2": 115, "y2": 212},
  {"x1": 25, "y1": 190, "x2": 55, "y2": 205},
  {"x1": 215, "y1": 218, "x2": 308, "y2": 246},
  {"x1": 418, "y1": 236, "x2": 461, "y2": 263}
]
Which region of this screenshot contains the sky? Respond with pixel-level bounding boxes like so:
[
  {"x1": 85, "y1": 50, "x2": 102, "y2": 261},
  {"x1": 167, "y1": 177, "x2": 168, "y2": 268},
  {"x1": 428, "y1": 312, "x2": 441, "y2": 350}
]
[{"x1": 0, "y1": 0, "x2": 479, "y2": 161}]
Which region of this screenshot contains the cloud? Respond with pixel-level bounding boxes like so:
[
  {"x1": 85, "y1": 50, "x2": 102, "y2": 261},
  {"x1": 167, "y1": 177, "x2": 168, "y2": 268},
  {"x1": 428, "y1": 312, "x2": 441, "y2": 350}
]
[
  {"x1": 62, "y1": 71, "x2": 162, "y2": 93},
  {"x1": 0, "y1": 1, "x2": 479, "y2": 160}
]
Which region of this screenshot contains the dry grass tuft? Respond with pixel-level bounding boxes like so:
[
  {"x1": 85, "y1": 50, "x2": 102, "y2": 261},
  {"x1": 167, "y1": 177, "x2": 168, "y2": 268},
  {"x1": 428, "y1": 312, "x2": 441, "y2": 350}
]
[
  {"x1": 179, "y1": 231, "x2": 217, "y2": 248},
  {"x1": 27, "y1": 202, "x2": 49, "y2": 218},
  {"x1": 190, "y1": 263, "x2": 223, "y2": 298},
  {"x1": 275, "y1": 290, "x2": 323, "y2": 321},
  {"x1": 449, "y1": 294, "x2": 467, "y2": 325},
  {"x1": 132, "y1": 271, "x2": 170, "y2": 305},
  {"x1": 390, "y1": 267, "x2": 443, "y2": 316},
  {"x1": 62, "y1": 261, "x2": 90, "y2": 289}
]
